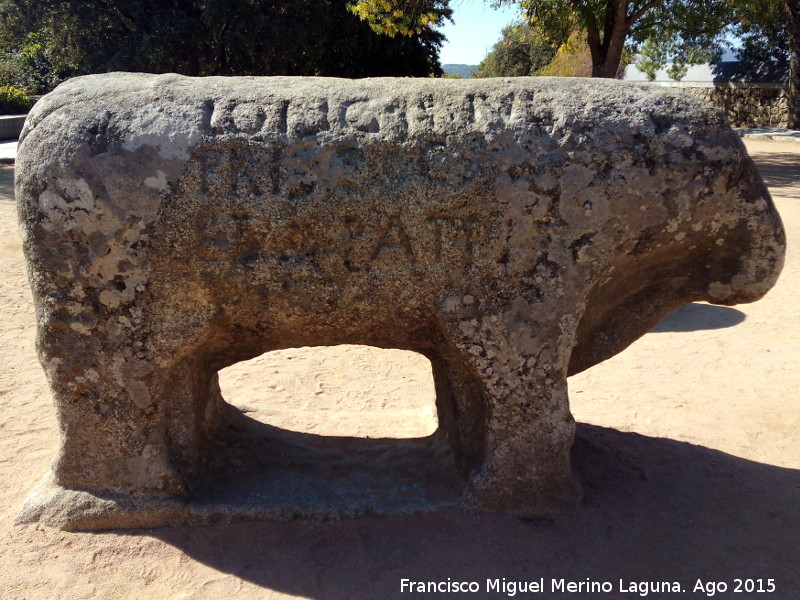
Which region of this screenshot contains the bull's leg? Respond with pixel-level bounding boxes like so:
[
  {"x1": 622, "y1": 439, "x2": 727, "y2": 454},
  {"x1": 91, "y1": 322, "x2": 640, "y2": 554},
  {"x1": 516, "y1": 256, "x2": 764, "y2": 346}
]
[
  {"x1": 466, "y1": 369, "x2": 581, "y2": 515},
  {"x1": 436, "y1": 304, "x2": 581, "y2": 516},
  {"x1": 39, "y1": 317, "x2": 187, "y2": 497},
  {"x1": 160, "y1": 356, "x2": 232, "y2": 487},
  {"x1": 426, "y1": 353, "x2": 489, "y2": 478}
]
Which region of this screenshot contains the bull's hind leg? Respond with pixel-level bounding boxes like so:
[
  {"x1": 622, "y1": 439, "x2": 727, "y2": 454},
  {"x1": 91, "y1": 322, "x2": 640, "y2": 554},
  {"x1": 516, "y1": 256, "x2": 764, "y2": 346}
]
[
  {"x1": 31, "y1": 312, "x2": 187, "y2": 498},
  {"x1": 437, "y1": 304, "x2": 581, "y2": 516}
]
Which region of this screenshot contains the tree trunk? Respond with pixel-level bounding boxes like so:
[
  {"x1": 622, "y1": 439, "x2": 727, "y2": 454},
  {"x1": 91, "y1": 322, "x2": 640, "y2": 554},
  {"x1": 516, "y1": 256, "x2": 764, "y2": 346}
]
[
  {"x1": 588, "y1": 0, "x2": 629, "y2": 78},
  {"x1": 586, "y1": 10, "x2": 605, "y2": 77},
  {"x1": 588, "y1": 39, "x2": 609, "y2": 78},
  {"x1": 599, "y1": 26, "x2": 628, "y2": 78},
  {"x1": 784, "y1": 1, "x2": 800, "y2": 129}
]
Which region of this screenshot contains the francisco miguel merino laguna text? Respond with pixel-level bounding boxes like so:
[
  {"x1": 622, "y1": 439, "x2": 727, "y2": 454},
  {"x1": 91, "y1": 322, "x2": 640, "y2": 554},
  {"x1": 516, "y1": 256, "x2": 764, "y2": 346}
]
[{"x1": 400, "y1": 578, "x2": 685, "y2": 596}]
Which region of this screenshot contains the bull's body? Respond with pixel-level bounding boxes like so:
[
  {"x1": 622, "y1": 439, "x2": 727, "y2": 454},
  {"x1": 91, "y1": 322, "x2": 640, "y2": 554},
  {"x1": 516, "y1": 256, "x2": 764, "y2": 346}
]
[{"x1": 15, "y1": 74, "x2": 784, "y2": 529}]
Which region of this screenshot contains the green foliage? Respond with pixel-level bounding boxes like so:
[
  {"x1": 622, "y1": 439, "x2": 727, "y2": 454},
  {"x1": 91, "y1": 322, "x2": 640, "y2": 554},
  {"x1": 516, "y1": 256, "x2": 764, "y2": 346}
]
[
  {"x1": 0, "y1": 58, "x2": 18, "y2": 88},
  {"x1": 636, "y1": 36, "x2": 720, "y2": 82},
  {"x1": 475, "y1": 20, "x2": 560, "y2": 77},
  {"x1": 0, "y1": 84, "x2": 32, "y2": 113},
  {"x1": 339, "y1": 0, "x2": 776, "y2": 80},
  {"x1": 0, "y1": 0, "x2": 446, "y2": 81},
  {"x1": 636, "y1": 39, "x2": 663, "y2": 81},
  {"x1": 496, "y1": 0, "x2": 576, "y2": 45},
  {"x1": 729, "y1": 0, "x2": 788, "y2": 62},
  {"x1": 7, "y1": 33, "x2": 73, "y2": 93},
  {"x1": 625, "y1": 0, "x2": 796, "y2": 126},
  {"x1": 634, "y1": 0, "x2": 791, "y2": 81},
  {"x1": 727, "y1": 0, "x2": 797, "y2": 128},
  {"x1": 629, "y1": 0, "x2": 731, "y2": 80}
]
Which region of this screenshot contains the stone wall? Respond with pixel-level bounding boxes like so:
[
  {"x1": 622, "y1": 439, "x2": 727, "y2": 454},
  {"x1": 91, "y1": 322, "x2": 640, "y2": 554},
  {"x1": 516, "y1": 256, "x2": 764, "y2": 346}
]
[{"x1": 651, "y1": 83, "x2": 789, "y2": 129}]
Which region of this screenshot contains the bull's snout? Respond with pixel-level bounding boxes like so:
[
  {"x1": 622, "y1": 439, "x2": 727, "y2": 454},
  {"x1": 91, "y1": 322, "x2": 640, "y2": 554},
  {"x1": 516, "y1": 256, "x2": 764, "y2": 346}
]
[{"x1": 702, "y1": 165, "x2": 786, "y2": 306}]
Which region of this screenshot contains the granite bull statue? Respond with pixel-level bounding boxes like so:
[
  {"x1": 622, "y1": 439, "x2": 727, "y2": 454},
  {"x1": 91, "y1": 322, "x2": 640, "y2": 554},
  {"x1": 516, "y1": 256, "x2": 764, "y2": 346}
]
[{"x1": 16, "y1": 74, "x2": 784, "y2": 529}]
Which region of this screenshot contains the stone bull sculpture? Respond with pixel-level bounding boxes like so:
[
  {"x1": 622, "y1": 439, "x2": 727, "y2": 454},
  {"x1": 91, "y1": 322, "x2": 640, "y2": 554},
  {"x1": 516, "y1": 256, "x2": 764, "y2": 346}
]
[{"x1": 16, "y1": 74, "x2": 784, "y2": 530}]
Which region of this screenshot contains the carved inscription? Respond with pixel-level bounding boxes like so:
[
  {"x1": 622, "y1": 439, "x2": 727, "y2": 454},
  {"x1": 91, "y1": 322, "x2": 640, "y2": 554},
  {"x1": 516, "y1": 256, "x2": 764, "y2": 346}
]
[
  {"x1": 205, "y1": 91, "x2": 552, "y2": 143},
  {"x1": 194, "y1": 209, "x2": 490, "y2": 276},
  {"x1": 179, "y1": 89, "x2": 555, "y2": 283},
  {"x1": 371, "y1": 215, "x2": 415, "y2": 263},
  {"x1": 426, "y1": 217, "x2": 489, "y2": 264}
]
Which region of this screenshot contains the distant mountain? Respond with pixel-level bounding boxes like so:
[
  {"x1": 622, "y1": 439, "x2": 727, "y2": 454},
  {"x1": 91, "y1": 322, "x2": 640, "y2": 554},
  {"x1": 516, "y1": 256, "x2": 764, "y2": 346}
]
[{"x1": 442, "y1": 64, "x2": 478, "y2": 78}]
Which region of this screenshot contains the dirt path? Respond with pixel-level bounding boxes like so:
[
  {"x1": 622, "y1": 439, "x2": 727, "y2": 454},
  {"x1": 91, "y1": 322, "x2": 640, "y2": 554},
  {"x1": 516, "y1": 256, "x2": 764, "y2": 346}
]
[{"x1": 0, "y1": 139, "x2": 797, "y2": 599}]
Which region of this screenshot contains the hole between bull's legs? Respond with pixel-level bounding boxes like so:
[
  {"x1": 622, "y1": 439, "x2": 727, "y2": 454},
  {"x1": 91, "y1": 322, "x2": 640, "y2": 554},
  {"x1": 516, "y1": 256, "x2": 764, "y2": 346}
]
[{"x1": 182, "y1": 346, "x2": 464, "y2": 517}]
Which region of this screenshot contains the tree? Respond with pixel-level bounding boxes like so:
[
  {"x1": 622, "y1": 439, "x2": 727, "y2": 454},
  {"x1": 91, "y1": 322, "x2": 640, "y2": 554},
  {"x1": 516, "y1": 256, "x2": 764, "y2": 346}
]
[
  {"x1": 474, "y1": 21, "x2": 561, "y2": 77},
  {"x1": 0, "y1": 0, "x2": 447, "y2": 91},
  {"x1": 0, "y1": 32, "x2": 70, "y2": 94},
  {"x1": 636, "y1": 1, "x2": 799, "y2": 128},
  {"x1": 635, "y1": 37, "x2": 722, "y2": 83},
  {"x1": 782, "y1": 1, "x2": 800, "y2": 127},
  {"x1": 734, "y1": 0, "x2": 800, "y2": 128},
  {"x1": 498, "y1": 0, "x2": 736, "y2": 78}
]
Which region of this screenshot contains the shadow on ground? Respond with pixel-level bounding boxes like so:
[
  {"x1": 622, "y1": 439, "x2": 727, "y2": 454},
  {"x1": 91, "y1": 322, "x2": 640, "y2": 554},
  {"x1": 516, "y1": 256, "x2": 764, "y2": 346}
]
[
  {"x1": 748, "y1": 150, "x2": 800, "y2": 191},
  {"x1": 0, "y1": 166, "x2": 13, "y2": 202},
  {"x1": 127, "y1": 424, "x2": 799, "y2": 599},
  {"x1": 650, "y1": 303, "x2": 746, "y2": 333}
]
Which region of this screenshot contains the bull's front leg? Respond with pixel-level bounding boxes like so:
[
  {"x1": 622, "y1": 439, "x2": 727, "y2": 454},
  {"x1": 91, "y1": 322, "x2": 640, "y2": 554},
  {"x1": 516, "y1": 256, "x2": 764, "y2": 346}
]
[{"x1": 436, "y1": 295, "x2": 582, "y2": 516}]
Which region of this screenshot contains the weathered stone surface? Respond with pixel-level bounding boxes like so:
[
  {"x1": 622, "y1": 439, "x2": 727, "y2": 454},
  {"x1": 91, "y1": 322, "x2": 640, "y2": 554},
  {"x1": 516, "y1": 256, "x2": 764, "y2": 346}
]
[{"x1": 15, "y1": 73, "x2": 785, "y2": 530}]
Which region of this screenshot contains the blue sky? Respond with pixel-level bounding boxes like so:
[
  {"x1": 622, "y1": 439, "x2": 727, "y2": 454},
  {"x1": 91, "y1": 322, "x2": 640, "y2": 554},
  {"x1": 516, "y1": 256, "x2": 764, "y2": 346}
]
[{"x1": 437, "y1": 1, "x2": 520, "y2": 65}]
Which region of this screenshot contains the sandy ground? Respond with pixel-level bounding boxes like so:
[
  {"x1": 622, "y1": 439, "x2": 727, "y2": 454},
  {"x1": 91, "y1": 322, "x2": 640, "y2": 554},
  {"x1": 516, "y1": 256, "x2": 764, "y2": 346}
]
[{"x1": 0, "y1": 139, "x2": 797, "y2": 599}]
